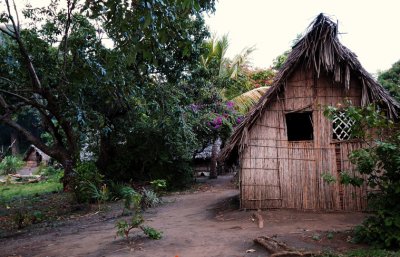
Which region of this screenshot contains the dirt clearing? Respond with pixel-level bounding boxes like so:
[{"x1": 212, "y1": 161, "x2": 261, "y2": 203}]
[{"x1": 0, "y1": 175, "x2": 366, "y2": 257}]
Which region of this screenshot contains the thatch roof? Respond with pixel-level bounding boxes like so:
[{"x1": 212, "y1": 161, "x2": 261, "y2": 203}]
[
  {"x1": 23, "y1": 145, "x2": 51, "y2": 162},
  {"x1": 219, "y1": 13, "x2": 400, "y2": 163},
  {"x1": 194, "y1": 138, "x2": 221, "y2": 160}
]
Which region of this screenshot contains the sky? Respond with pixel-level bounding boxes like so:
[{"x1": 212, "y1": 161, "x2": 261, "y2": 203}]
[
  {"x1": 205, "y1": 0, "x2": 400, "y2": 75},
  {"x1": 4, "y1": 0, "x2": 400, "y2": 75}
]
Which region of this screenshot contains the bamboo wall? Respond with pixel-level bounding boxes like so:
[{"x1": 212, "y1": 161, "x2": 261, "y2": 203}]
[{"x1": 240, "y1": 68, "x2": 368, "y2": 210}]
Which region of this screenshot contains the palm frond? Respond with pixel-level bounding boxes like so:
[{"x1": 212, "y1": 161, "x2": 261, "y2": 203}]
[
  {"x1": 229, "y1": 46, "x2": 255, "y2": 79},
  {"x1": 231, "y1": 86, "x2": 270, "y2": 114}
]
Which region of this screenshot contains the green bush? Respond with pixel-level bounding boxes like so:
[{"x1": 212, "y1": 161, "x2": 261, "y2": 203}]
[
  {"x1": 108, "y1": 181, "x2": 126, "y2": 200},
  {"x1": 74, "y1": 161, "x2": 104, "y2": 203},
  {"x1": 35, "y1": 165, "x2": 61, "y2": 176},
  {"x1": 0, "y1": 156, "x2": 24, "y2": 175},
  {"x1": 150, "y1": 179, "x2": 167, "y2": 192},
  {"x1": 120, "y1": 186, "x2": 142, "y2": 212},
  {"x1": 325, "y1": 104, "x2": 400, "y2": 249},
  {"x1": 141, "y1": 188, "x2": 162, "y2": 209},
  {"x1": 350, "y1": 136, "x2": 400, "y2": 248}
]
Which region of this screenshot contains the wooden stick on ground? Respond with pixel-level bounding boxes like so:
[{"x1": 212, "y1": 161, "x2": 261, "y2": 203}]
[{"x1": 252, "y1": 209, "x2": 264, "y2": 228}]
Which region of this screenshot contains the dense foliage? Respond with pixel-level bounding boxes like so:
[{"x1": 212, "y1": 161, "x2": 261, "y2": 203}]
[
  {"x1": 0, "y1": 0, "x2": 217, "y2": 188},
  {"x1": 0, "y1": 155, "x2": 24, "y2": 175},
  {"x1": 0, "y1": 0, "x2": 277, "y2": 188},
  {"x1": 378, "y1": 60, "x2": 400, "y2": 102},
  {"x1": 325, "y1": 104, "x2": 400, "y2": 249}
]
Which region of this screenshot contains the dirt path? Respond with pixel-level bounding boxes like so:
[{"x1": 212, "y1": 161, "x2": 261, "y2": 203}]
[{"x1": 1, "y1": 175, "x2": 365, "y2": 257}]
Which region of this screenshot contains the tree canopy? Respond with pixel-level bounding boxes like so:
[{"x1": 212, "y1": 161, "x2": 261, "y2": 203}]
[
  {"x1": 0, "y1": 0, "x2": 280, "y2": 189},
  {"x1": 0, "y1": 0, "x2": 216, "y2": 189}
]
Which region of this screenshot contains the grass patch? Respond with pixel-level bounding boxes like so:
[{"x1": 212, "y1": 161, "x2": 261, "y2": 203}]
[
  {"x1": 0, "y1": 172, "x2": 62, "y2": 203},
  {"x1": 0, "y1": 171, "x2": 86, "y2": 235},
  {"x1": 0, "y1": 180, "x2": 62, "y2": 202}
]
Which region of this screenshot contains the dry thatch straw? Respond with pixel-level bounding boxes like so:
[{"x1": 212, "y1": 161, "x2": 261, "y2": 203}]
[{"x1": 219, "y1": 13, "x2": 400, "y2": 163}]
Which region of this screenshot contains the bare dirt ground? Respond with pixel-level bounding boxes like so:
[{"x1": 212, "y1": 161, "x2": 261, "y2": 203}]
[{"x1": 0, "y1": 175, "x2": 366, "y2": 257}]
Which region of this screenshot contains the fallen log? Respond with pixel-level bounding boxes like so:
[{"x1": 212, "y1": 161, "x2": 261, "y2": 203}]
[
  {"x1": 10, "y1": 174, "x2": 43, "y2": 183},
  {"x1": 253, "y1": 236, "x2": 292, "y2": 253},
  {"x1": 253, "y1": 236, "x2": 319, "y2": 257},
  {"x1": 270, "y1": 251, "x2": 318, "y2": 257}
]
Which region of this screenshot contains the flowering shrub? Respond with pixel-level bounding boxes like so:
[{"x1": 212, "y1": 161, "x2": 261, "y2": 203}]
[
  {"x1": 202, "y1": 101, "x2": 243, "y2": 142},
  {"x1": 209, "y1": 115, "x2": 223, "y2": 129},
  {"x1": 226, "y1": 101, "x2": 235, "y2": 109},
  {"x1": 250, "y1": 68, "x2": 276, "y2": 88},
  {"x1": 187, "y1": 100, "x2": 244, "y2": 146}
]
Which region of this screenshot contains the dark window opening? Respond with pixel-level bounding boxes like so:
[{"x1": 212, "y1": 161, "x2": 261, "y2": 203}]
[{"x1": 286, "y1": 112, "x2": 313, "y2": 141}]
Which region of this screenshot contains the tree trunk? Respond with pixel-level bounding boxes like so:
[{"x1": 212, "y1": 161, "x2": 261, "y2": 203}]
[
  {"x1": 96, "y1": 134, "x2": 112, "y2": 175},
  {"x1": 10, "y1": 130, "x2": 19, "y2": 156},
  {"x1": 62, "y1": 159, "x2": 76, "y2": 192},
  {"x1": 209, "y1": 139, "x2": 219, "y2": 179}
]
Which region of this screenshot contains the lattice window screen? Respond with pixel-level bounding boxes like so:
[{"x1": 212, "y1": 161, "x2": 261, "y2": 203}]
[{"x1": 332, "y1": 111, "x2": 355, "y2": 140}]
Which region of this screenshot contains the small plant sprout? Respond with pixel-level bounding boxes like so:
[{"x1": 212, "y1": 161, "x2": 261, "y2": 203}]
[
  {"x1": 115, "y1": 184, "x2": 162, "y2": 240},
  {"x1": 115, "y1": 214, "x2": 162, "y2": 241},
  {"x1": 312, "y1": 233, "x2": 321, "y2": 241},
  {"x1": 115, "y1": 213, "x2": 144, "y2": 240}
]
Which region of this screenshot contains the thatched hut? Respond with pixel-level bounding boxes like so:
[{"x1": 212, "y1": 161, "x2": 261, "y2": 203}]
[
  {"x1": 193, "y1": 139, "x2": 222, "y2": 177},
  {"x1": 24, "y1": 145, "x2": 50, "y2": 168},
  {"x1": 219, "y1": 14, "x2": 399, "y2": 211}
]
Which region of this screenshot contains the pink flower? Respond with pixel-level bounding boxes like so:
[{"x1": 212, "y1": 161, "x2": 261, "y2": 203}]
[{"x1": 226, "y1": 101, "x2": 235, "y2": 109}]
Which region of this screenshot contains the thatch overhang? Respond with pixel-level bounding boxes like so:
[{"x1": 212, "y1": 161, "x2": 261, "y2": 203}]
[{"x1": 219, "y1": 13, "x2": 400, "y2": 163}]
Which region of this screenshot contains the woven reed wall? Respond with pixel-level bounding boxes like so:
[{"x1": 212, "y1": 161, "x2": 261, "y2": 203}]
[{"x1": 240, "y1": 68, "x2": 368, "y2": 210}]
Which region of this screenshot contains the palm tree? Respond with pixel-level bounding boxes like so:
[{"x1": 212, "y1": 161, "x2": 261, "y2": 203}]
[
  {"x1": 228, "y1": 46, "x2": 255, "y2": 80},
  {"x1": 199, "y1": 35, "x2": 256, "y2": 178},
  {"x1": 200, "y1": 34, "x2": 230, "y2": 78}
]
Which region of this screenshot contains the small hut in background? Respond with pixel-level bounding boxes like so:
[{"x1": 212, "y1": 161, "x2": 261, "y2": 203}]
[
  {"x1": 219, "y1": 14, "x2": 399, "y2": 211},
  {"x1": 24, "y1": 145, "x2": 50, "y2": 168},
  {"x1": 193, "y1": 139, "x2": 221, "y2": 177}
]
